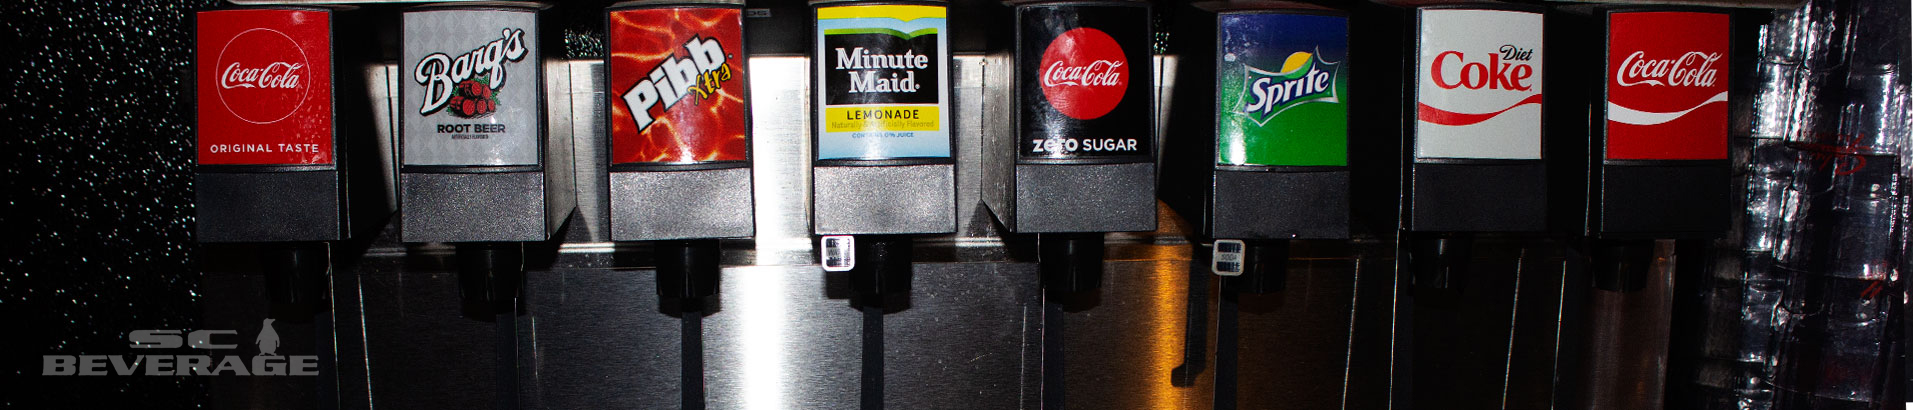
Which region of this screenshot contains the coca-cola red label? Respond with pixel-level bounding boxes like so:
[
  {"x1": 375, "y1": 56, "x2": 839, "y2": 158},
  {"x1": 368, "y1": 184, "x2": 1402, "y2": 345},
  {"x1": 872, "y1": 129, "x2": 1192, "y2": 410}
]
[
  {"x1": 1413, "y1": 9, "x2": 1544, "y2": 160},
  {"x1": 1039, "y1": 28, "x2": 1128, "y2": 120},
  {"x1": 1605, "y1": 11, "x2": 1729, "y2": 160},
  {"x1": 196, "y1": 9, "x2": 332, "y2": 165},
  {"x1": 1018, "y1": 4, "x2": 1151, "y2": 161}
]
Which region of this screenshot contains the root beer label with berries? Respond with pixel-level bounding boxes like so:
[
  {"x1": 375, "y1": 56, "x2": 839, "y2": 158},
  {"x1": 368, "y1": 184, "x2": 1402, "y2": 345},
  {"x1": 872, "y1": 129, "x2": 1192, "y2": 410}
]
[
  {"x1": 1604, "y1": 11, "x2": 1728, "y2": 161},
  {"x1": 402, "y1": 7, "x2": 541, "y2": 167},
  {"x1": 1018, "y1": 3, "x2": 1152, "y2": 161},
  {"x1": 195, "y1": 9, "x2": 334, "y2": 166},
  {"x1": 1216, "y1": 12, "x2": 1348, "y2": 167},
  {"x1": 1413, "y1": 9, "x2": 1543, "y2": 160},
  {"x1": 814, "y1": 3, "x2": 951, "y2": 160},
  {"x1": 609, "y1": 5, "x2": 746, "y2": 165}
]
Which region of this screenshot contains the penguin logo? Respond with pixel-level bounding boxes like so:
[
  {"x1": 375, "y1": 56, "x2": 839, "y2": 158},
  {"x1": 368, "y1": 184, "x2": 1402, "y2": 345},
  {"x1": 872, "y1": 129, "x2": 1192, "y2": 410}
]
[{"x1": 254, "y1": 318, "x2": 280, "y2": 356}]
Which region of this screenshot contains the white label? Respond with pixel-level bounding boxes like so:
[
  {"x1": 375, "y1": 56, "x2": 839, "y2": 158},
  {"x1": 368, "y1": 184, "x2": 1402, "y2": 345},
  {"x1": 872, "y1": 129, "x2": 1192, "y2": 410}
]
[
  {"x1": 821, "y1": 235, "x2": 856, "y2": 272},
  {"x1": 1414, "y1": 9, "x2": 1544, "y2": 160}
]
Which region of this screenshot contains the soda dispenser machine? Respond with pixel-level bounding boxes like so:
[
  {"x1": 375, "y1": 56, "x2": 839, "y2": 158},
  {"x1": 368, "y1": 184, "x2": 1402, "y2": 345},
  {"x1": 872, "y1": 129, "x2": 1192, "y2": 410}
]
[
  {"x1": 605, "y1": 0, "x2": 755, "y2": 307},
  {"x1": 981, "y1": 0, "x2": 1158, "y2": 294},
  {"x1": 810, "y1": 0, "x2": 957, "y2": 298}
]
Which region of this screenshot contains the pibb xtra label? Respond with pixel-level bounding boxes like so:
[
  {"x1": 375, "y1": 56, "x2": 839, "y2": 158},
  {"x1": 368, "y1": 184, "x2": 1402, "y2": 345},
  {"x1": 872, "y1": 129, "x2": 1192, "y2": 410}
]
[
  {"x1": 609, "y1": 6, "x2": 747, "y2": 164},
  {"x1": 1414, "y1": 9, "x2": 1543, "y2": 160},
  {"x1": 814, "y1": 4, "x2": 951, "y2": 160},
  {"x1": 1606, "y1": 11, "x2": 1728, "y2": 160},
  {"x1": 1019, "y1": 4, "x2": 1152, "y2": 160},
  {"x1": 1216, "y1": 12, "x2": 1348, "y2": 167},
  {"x1": 403, "y1": 9, "x2": 540, "y2": 166},
  {"x1": 196, "y1": 9, "x2": 333, "y2": 165}
]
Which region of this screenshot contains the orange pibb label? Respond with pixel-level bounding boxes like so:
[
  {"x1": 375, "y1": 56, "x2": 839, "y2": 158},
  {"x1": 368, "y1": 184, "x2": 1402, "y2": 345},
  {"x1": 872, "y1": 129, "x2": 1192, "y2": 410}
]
[{"x1": 608, "y1": 7, "x2": 747, "y2": 164}]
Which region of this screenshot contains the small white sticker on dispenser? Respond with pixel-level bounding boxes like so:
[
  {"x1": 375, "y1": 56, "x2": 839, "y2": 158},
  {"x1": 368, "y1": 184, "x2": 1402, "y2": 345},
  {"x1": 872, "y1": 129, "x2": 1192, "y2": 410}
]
[
  {"x1": 821, "y1": 235, "x2": 856, "y2": 272},
  {"x1": 1212, "y1": 239, "x2": 1245, "y2": 276}
]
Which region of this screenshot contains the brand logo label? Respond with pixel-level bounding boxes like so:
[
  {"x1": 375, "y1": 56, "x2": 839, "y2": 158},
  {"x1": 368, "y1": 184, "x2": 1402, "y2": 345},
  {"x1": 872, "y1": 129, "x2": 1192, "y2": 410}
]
[
  {"x1": 401, "y1": 9, "x2": 540, "y2": 167},
  {"x1": 413, "y1": 28, "x2": 527, "y2": 117},
  {"x1": 43, "y1": 319, "x2": 320, "y2": 376},
  {"x1": 1413, "y1": 9, "x2": 1544, "y2": 160},
  {"x1": 1605, "y1": 11, "x2": 1729, "y2": 160},
  {"x1": 609, "y1": 7, "x2": 747, "y2": 164},
  {"x1": 1240, "y1": 52, "x2": 1339, "y2": 126},
  {"x1": 1216, "y1": 13, "x2": 1348, "y2": 167},
  {"x1": 1018, "y1": 4, "x2": 1150, "y2": 161},
  {"x1": 196, "y1": 9, "x2": 333, "y2": 165},
  {"x1": 1038, "y1": 27, "x2": 1129, "y2": 120},
  {"x1": 814, "y1": 4, "x2": 951, "y2": 160}
]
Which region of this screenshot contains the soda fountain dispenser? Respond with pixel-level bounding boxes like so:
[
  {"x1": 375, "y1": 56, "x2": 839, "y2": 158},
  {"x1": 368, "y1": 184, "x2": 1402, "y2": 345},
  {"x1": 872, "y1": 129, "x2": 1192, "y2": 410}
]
[
  {"x1": 605, "y1": 0, "x2": 755, "y2": 307},
  {"x1": 1162, "y1": 0, "x2": 1351, "y2": 294},
  {"x1": 194, "y1": 5, "x2": 389, "y2": 320},
  {"x1": 1548, "y1": 7, "x2": 1732, "y2": 291},
  {"x1": 981, "y1": 0, "x2": 1157, "y2": 294},
  {"x1": 1354, "y1": 1, "x2": 1549, "y2": 290},
  {"x1": 398, "y1": 3, "x2": 575, "y2": 408},
  {"x1": 809, "y1": 0, "x2": 957, "y2": 297}
]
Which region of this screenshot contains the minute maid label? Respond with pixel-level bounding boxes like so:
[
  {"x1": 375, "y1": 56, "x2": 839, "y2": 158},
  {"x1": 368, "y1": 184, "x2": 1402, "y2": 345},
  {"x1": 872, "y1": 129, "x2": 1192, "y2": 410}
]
[
  {"x1": 1216, "y1": 12, "x2": 1347, "y2": 167},
  {"x1": 814, "y1": 4, "x2": 951, "y2": 160}
]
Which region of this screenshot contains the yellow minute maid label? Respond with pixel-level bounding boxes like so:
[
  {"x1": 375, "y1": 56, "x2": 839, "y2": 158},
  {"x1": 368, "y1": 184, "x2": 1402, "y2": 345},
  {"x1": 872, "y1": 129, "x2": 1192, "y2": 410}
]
[
  {"x1": 824, "y1": 106, "x2": 941, "y2": 133},
  {"x1": 814, "y1": 3, "x2": 951, "y2": 160}
]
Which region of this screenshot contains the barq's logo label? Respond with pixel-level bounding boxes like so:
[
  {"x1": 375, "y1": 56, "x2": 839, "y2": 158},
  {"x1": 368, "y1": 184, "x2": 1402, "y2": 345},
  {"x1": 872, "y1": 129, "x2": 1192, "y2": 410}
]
[
  {"x1": 622, "y1": 35, "x2": 732, "y2": 132},
  {"x1": 413, "y1": 28, "x2": 528, "y2": 116},
  {"x1": 215, "y1": 28, "x2": 311, "y2": 125},
  {"x1": 1039, "y1": 27, "x2": 1128, "y2": 120},
  {"x1": 1239, "y1": 51, "x2": 1338, "y2": 126}
]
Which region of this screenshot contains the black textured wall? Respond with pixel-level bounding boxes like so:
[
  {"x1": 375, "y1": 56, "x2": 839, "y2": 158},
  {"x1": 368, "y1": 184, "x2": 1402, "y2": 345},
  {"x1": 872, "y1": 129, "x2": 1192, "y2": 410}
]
[{"x1": 5, "y1": 0, "x2": 219, "y2": 407}]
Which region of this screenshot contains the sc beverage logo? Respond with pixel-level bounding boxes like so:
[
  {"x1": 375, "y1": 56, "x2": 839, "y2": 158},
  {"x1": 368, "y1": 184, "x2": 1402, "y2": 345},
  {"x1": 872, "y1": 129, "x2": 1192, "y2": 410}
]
[{"x1": 42, "y1": 319, "x2": 320, "y2": 376}]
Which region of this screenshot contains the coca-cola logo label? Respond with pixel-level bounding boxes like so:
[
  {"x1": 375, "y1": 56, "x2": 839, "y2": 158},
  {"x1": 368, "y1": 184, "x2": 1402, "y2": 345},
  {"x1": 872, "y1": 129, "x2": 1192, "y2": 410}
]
[
  {"x1": 1413, "y1": 9, "x2": 1544, "y2": 160},
  {"x1": 1017, "y1": 4, "x2": 1150, "y2": 160},
  {"x1": 609, "y1": 7, "x2": 747, "y2": 164},
  {"x1": 1605, "y1": 11, "x2": 1729, "y2": 160},
  {"x1": 215, "y1": 29, "x2": 310, "y2": 125},
  {"x1": 1038, "y1": 28, "x2": 1128, "y2": 120},
  {"x1": 413, "y1": 28, "x2": 528, "y2": 117},
  {"x1": 195, "y1": 9, "x2": 333, "y2": 166}
]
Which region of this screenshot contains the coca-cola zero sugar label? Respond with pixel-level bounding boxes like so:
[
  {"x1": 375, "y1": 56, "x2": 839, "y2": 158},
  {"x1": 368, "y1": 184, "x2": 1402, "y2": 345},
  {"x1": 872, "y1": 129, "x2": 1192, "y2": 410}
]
[
  {"x1": 196, "y1": 9, "x2": 333, "y2": 165},
  {"x1": 1605, "y1": 11, "x2": 1728, "y2": 160},
  {"x1": 1216, "y1": 12, "x2": 1347, "y2": 167},
  {"x1": 1414, "y1": 9, "x2": 1543, "y2": 160},
  {"x1": 609, "y1": 6, "x2": 746, "y2": 165},
  {"x1": 1019, "y1": 3, "x2": 1151, "y2": 160},
  {"x1": 402, "y1": 8, "x2": 540, "y2": 166},
  {"x1": 814, "y1": 4, "x2": 950, "y2": 160}
]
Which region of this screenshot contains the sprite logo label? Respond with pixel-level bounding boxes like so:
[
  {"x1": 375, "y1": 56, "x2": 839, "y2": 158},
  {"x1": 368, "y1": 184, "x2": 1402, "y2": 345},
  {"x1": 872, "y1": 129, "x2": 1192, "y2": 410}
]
[
  {"x1": 1239, "y1": 51, "x2": 1339, "y2": 126},
  {"x1": 1216, "y1": 13, "x2": 1348, "y2": 167}
]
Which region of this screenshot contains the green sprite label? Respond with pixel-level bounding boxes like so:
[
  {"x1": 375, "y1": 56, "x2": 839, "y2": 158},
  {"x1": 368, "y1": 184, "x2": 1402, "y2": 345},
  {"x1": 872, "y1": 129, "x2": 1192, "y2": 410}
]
[{"x1": 1216, "y1": 12, "x2": 1348, "y2": 167}]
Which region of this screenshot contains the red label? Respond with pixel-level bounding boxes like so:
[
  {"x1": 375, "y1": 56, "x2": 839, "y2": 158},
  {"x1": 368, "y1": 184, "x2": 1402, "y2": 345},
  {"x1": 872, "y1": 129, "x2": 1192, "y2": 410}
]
[
  {"x1": 608, "y1": 7, "x2": 747, "y2": 164},
  {"x1": 1605, "y1": 11, "x2": 1728, "y2": 160},
  {"x1": 1039, "y1": 28, "x2": 1128, "y2": 120},
  {"x1": 196, "y1": 9, "x2": 333, "y2": 165}
]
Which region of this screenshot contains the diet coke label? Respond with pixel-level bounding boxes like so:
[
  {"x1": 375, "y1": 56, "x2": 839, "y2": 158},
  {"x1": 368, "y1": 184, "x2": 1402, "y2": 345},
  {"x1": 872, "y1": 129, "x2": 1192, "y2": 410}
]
[
  {"x1": 1413, "y1": 9, "x2": 1544, "y2": 160},
  {"x1": 1605, "y1": 11, "x2": 1729, "y2": 160},
  {"x1": 1019, "y1": 3, "x2": 1151, "y2": 160},
  {"x1": 196, "y1": 9, "x2": 333, "y2": 165}
]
